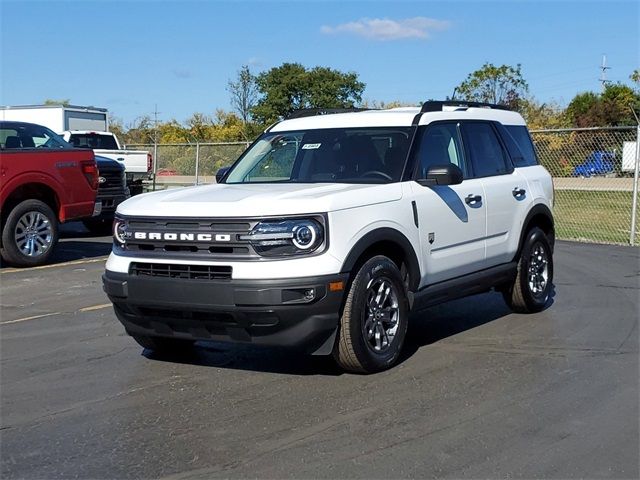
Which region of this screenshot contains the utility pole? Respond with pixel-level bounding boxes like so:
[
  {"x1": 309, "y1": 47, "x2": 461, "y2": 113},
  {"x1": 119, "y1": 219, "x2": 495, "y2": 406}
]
[
  {"x1": 599, "y1": 54, "x2": 611, "y2": 91},
  {"x1": 151, "y1": 104, "x2": 160, "y2": 191}
]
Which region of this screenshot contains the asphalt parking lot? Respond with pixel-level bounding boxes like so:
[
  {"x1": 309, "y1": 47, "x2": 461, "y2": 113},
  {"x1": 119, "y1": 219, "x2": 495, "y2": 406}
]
[{"x1": 1, "y1": 227, "x2": 638, "y2": 479}]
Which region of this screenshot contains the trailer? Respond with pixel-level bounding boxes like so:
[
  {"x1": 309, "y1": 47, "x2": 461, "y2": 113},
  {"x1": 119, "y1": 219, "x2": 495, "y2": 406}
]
[
  {"x1": 622, "y1": 141, "x2": 638, "y2": 174},
  {"x1": 0, "y1": 104, "x2": 108, "y2": 133},
  {"x1": 1, "y1": 104, "x2": 152, "y2": 195}
]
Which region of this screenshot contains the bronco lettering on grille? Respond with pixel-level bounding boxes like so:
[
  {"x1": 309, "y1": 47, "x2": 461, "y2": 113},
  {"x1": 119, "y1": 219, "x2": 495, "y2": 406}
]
[{"x1": 132, "y1": 232, "x2": 231, "y2": 242}]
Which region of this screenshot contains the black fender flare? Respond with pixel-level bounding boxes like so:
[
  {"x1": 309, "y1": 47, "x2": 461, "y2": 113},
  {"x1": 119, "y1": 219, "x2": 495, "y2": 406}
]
[
  {"x1": 340, "y1": 227, "x2": 421, "y2": 291},
  {"x1": 515, "y1": 203, "x2": 555, "y2": 261}
]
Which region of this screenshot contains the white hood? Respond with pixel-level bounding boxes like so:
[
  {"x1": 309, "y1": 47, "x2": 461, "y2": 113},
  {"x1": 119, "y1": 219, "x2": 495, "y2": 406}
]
[{"x1": 117, "y1": 182, "x2": 403, "y2": 217}]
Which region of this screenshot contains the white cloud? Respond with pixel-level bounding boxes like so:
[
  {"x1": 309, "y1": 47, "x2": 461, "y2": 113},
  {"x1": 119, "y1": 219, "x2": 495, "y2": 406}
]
[{"x1": 320, "y1": 17, "x2": 451, "y2": 41}]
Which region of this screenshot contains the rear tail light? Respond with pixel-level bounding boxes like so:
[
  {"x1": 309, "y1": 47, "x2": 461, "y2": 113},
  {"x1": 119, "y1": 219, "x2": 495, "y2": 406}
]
[
  {"x1": 147, "y1": 153, "x2": 153, "y2": 173},
  {"x1": 81, "y1": 160, "x2": 99, "y2": 190}
]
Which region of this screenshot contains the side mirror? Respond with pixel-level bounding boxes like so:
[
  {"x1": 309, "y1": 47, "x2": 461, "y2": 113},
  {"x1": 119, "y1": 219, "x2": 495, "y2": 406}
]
[
  {"x1": 216, "y1": 167, "x2": 230, "y2": 183},
  {"x1": 417, "y1": 164, "x2": 463, "y2": 186}
]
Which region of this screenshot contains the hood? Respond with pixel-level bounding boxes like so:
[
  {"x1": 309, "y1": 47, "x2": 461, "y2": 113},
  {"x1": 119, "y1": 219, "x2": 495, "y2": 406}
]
[
  {"x1": 117, "y1": 182, "x2": 403, "y2": 217},
  {"x1": 96, "y1": 155, "x2": 124, "y2": 171}
]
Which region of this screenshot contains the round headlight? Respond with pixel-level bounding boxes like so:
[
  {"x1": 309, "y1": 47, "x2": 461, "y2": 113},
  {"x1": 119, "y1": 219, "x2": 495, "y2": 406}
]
[
  {"x1": 113, "y1": 220, "x2": 127, "y2": 244},
  {"x1": 292, "y1": 223, "x2": 317, "y2": 250}
]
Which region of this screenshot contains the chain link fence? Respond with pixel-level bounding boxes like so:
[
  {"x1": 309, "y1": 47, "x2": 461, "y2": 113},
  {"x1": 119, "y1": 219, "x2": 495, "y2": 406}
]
[
  {"x1": 530, "y1": 126, "x2": 639, "y2": 245},
  {"x1": 128, "y1": 126, "x2": 640, "y2": 246},
  {"x1": 127, "y1": 142, "x2": 249, "y2": 185}
]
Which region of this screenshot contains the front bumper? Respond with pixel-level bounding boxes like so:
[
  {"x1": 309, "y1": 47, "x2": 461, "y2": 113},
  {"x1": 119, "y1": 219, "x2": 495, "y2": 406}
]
[
  {"x1": 103, "y1": 270, "x2": 348, "y2": 354},
  {"x1": 94, "y1": 192, "x2": 129, "y2": 221}
]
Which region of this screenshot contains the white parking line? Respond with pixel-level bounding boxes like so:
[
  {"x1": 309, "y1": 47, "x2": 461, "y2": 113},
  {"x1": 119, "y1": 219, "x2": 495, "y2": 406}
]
[
  {"x1": 0, "y1": 256, "x2": 108, "y2": 274},
  {"x1": 79, "y1": 303, "x2": 112, "y2": 312},
  {"x1": 0, "y1": 312, "x2": 61, "y2": 325},
  {"x1": 1, "y1": 303, "x2": 113, "y2": 325}
]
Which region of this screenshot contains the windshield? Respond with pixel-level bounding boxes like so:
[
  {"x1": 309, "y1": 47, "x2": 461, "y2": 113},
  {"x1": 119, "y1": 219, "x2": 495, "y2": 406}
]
[
  {"x1": 68, "y1": 133, "x2": 119, "y2": 150},
  {"x1": 225, "y1": 127, "x2": 412, "y2": 184}
]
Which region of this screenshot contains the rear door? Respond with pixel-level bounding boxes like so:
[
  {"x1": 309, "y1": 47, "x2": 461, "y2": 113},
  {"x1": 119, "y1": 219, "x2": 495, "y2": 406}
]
[
  {"x1": 410, "y1": 122, "x2": 487, "y2": 286},
  {"x1": 460, "y1": 121, "x2": 532, "y2": 266}
]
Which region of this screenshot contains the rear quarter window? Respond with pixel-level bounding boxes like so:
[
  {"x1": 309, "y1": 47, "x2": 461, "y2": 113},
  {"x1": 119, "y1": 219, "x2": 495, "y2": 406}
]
[{"x1": 505, "y1": 126, "x2": 538, "y2": 167}]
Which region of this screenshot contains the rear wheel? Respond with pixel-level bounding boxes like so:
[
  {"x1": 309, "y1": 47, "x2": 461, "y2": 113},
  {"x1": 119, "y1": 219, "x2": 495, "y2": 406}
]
[
  {"x1": 333, "y1": 255, "x2": 409, "y2": 373},
  {"x1": 1, "y1": 199, "x2": 59, "y2": 267},
  {"x1": 131, "y1": 334, "x2": 195, "y2": 353},
  {"x1": 503, "y1": 227, "x2": 553, "y2": 313}
]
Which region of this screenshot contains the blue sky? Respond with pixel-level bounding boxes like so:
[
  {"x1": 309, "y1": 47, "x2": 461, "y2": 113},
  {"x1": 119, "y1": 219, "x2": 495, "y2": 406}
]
[{"x1": 1, "y1": 0, "x2": 638, "y2": 125}]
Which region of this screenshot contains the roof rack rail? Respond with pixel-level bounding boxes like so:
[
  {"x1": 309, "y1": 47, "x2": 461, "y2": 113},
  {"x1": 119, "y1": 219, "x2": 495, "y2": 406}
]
[
  {"x1": 285, "y1": 107, "x2": 370, "y2": 120},
  {"x1": 420, "y1": 101, "x2": 511, "y2": 113}
]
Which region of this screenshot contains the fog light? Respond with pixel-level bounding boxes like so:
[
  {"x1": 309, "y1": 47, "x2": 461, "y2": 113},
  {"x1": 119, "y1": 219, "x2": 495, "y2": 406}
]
[{"x1": 304, "y1": 289, "x2": 315, "y2": 301}]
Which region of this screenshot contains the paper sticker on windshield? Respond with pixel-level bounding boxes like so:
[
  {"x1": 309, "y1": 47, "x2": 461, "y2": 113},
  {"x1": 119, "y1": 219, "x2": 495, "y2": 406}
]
[{"x1": 302, "y1": 143, "x2": 321, "y2": 150}]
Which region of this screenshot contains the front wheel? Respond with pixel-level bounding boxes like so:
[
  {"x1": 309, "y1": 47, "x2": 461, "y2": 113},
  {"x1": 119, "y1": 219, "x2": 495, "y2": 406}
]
[
  {"x1": 503, "y1": 227, "x2": 554, "y2": 313},
  {"x1": 1, "y1": 199, "x2": 59, "y2": 267},
  {"x1": 333, "y1": 255, "x2": 409, "y2": 373}
]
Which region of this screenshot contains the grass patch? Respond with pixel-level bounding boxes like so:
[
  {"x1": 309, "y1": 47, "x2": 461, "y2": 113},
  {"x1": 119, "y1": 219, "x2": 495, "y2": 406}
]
[{"x1": 554, "y1": 190, "x2": 638, "y2": 245}]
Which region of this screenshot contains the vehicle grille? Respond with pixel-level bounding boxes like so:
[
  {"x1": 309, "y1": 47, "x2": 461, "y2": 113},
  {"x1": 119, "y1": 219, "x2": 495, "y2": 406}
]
[
  {"x1": 130, "y1": 262, "x2": 232, "y2": 280},
  {"x1": 98, "y1": 170, "x2": 126, "y2": 193},
  {"x1": 118, "y1": 217, "x2": 260, "y2": 260}
]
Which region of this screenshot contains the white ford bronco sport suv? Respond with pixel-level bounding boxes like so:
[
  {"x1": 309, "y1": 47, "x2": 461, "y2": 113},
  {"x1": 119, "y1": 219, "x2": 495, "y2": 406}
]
[{"x1": 103, "y1": 101, "x2": 554, "y2": 373}]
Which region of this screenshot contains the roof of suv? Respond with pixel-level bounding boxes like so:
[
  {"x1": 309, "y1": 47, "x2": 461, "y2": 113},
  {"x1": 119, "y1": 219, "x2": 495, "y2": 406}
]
[{"x1": 271, "y1": 106, "x2": 526, "y2": 132}]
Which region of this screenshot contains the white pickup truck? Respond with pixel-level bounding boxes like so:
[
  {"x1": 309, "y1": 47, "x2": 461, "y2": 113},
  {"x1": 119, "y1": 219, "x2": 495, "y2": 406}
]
[{"x1": 60, "y1": 131, "x2": 152, "y2": 195}]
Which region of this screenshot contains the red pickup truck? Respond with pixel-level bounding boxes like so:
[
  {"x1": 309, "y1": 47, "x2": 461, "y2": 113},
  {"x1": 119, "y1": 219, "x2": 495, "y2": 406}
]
[{"x1": 0, "y1": 121, "x2": 99, "y2": 267}]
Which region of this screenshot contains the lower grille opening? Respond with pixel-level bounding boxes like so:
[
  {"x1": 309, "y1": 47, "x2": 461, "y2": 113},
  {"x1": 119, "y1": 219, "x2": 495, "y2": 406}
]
[
  {"x1": 136, "y1": 307, "x2": 236, "y2": 324},
  {"x1": 130, "y1": 262, "x2": 232, "y2": 280},
  {"x1": 165, "y1": 245, "x2": 199, "y2": 253}
]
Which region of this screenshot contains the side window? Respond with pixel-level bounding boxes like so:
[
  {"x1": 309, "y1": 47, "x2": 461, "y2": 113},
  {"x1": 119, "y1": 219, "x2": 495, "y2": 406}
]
[
  {"x1": 504, "y1": 125, "x2": 538, "y2": 167},
  {"x1": 416, "y1": 123, "x2": 466, "y2": 178},
  {"x1": 0, "y1": 128, "x2": 20, "y2": 149},
  {"x1": 462, "y1": 122, "x2": 511, "y2": 177}
]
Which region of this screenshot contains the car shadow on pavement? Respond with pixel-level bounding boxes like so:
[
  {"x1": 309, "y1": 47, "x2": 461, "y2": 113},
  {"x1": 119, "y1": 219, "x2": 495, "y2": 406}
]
[
  {"x1": 143, "y1": 288, "x2": 555, "y2": 376},
  {"x1": 143, "y1": 343, "x2": 344, "y2": 376}
]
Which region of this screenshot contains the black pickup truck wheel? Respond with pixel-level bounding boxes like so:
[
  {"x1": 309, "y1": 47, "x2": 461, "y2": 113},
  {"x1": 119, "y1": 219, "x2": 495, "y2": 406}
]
[{"x1": 1, "y1": 199, "x2": 59, "y2": 267}]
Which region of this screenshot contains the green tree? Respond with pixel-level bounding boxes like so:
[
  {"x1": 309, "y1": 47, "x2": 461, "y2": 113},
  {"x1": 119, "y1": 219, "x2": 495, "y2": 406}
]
[
  {"x1": 519, "y1": 98, "x2": 569, "y2": 130},
  {"x1": 108, "y1": 115, "x2": 126, "y2": 140},
  {"x1": 359, "y1": 99, "x2": 419, "y2": 109},
  {"x1": 186, "y1": 113, "x2": 214, "y2": 142},
  {"x1": 209, "y1": 110, "x2": 246, "y2": 142},
  {"x1": 454, "y1": 63, "x2": 528, "y2": 109},
  {"x1": 567, "y1": 84, "x2": 639, "y2": 127},
  {"x1": 158, "y1": 120, "x2": 189, "y2": 143},
  {"x1": 630, "y1": 69, "x2": 640, "y2": 87},
  {"x1": 122, "y1": 116, "x2": 154, "y2": 144},
  {"x1": 228, "y1": 65, "x2": 258, "y2": 123},
  {"x1": 252, "y1": 63, "x2": 365, "y2": 124},
  {"x1": 227, "y1": 65, "x2": 258, "y2": 140}
]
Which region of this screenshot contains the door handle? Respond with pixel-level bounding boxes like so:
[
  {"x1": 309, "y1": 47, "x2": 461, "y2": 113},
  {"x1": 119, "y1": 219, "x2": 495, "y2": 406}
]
[
  {"x1": 512, "y1": 187, "x2": 526, "y2": 198},
  {"x1": 465, "y1": 194, "x2": 482, "y2": 205}
]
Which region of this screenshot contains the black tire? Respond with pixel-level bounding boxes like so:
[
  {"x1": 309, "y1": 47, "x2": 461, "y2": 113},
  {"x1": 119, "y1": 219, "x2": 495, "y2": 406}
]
[
  {"x1": 131, "y1": 334, "x2": 195, "y2": 353},
  {"x1": 82, "y1": 218, "x2": 113, "y2": 236},
  {"x1": 503, "y1": 227, "x2": 554, "y2": 313},
  {"x1": 0, "y1": 199, "x2": 59, "y2": 267},
  {"x1": 333, "y1": 255, "x2": 409, "y2": 373}
]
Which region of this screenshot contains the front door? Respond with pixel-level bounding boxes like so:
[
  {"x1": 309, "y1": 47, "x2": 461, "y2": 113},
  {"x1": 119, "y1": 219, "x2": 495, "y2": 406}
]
[{"x1": 410, "y1": 122, "x2": 487, "y2": 287}]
